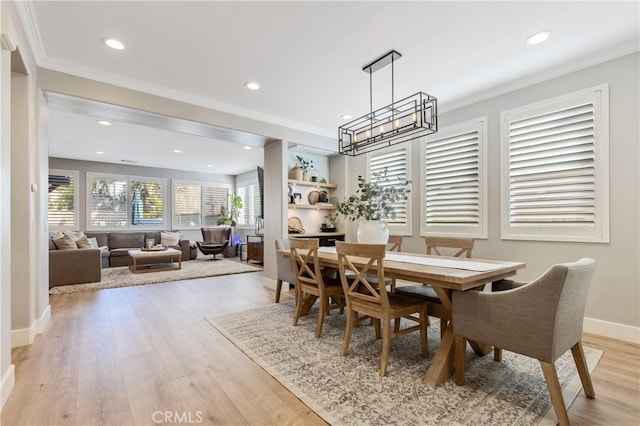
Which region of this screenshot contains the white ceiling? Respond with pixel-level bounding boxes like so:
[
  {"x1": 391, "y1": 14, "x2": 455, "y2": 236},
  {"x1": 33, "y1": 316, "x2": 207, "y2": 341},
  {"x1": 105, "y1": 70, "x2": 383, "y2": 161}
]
[{"x1": 16, "y1": 1, "x2": 640, "y2": 175}]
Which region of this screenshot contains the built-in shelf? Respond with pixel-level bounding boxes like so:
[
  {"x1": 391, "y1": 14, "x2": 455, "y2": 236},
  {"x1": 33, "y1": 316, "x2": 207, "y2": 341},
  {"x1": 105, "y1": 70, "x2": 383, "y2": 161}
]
[
  {"x1": 288, "y1": 204, "x2": 335, "y2": 210},
  {"x1": 288, "y1": 179, "x2": 337, "y2": 189}
]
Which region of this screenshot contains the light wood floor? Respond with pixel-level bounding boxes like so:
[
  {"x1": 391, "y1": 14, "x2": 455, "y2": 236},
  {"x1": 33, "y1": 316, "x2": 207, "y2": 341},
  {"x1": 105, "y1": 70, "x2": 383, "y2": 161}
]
[{"x1": 2, "y1": 271, "x2": 639, "y2": 425}]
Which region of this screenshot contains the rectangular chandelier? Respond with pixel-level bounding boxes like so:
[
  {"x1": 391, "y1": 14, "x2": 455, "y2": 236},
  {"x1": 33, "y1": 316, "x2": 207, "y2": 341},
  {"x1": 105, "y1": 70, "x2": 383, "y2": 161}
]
[{"x1": 338, "y1": 50, "x2": 438, "y2": 156}]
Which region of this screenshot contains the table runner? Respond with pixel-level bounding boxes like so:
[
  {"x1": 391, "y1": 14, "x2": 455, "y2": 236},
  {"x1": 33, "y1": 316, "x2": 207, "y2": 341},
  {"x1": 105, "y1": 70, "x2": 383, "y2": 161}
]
[{"x1": 319, "y1": 246, "x2": 516, "y2": 272}]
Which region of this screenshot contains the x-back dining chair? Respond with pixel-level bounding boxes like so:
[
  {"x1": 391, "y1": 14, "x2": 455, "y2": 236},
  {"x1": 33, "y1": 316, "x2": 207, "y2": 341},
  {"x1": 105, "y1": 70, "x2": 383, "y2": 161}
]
[
  {"x1": 289, "y1": 238, "x2": 345, "y2": 338},
  {"x1": 395, "y1": 236, "x2": 476, "y2": 336},
  {"x1": 336, "y1": 241, "x2": 429, "y2": 376},
  {"x1": 452, "y1": 258, "x2": 596, "y2": 426}
]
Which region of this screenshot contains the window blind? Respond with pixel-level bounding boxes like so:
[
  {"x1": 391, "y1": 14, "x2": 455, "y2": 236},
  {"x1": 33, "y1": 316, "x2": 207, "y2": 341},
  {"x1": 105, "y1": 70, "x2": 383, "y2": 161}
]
[
  {"x1": 48, "y1": 170, "x2": 78, "y2": 230},
  {"x1": 203, "y1": 186, "x2": 229, "y2": 226},
  {"x1": 425, "y1": 130, "x2": 480, "y2": 225},
  {"x1": 370, "y1": 147, "x2": 409, "y2": 226},
  {"x1": 508, "y1": 104, "x2": 595, "y2": 224},
  {"x1": 501, "y1": 84, "x2": 609, "y2": 243},
  {"x1": 173, "y1": 183, "x2": 202, "y2": 227}
]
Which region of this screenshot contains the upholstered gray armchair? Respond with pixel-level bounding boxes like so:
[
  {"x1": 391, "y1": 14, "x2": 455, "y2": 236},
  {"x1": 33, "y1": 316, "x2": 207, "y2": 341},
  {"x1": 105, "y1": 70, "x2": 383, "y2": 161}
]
[
  {"x1": 452, "y1": 258, "x2": 596, "y2": 426},
  {"x1": 275, "y1": 238, "x2": 296, "y2": 303}
]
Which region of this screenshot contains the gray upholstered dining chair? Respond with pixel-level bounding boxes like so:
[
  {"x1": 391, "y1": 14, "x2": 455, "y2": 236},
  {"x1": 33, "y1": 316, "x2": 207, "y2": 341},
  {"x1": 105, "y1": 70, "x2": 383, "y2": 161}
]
[
  {"x1": 274, "y1": 238, "x2": 296, "y2": 303},
  {"x1": 452, "y1": 258, "x2": 596, "y2": 426}
]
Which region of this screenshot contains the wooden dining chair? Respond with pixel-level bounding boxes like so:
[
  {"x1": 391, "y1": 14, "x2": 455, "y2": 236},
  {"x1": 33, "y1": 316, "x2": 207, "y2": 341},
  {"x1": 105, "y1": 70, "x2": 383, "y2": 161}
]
[
  {"x1": 395, "y1": 236, "x2": 475, "y2": 336},
  {"x1": 290, "y1": 238, "x2": 345, "y2": 338},
  {"x1": 336, "y1": 241, "x2": 429, "y2": 376},
  {"x1": 386, "y1": 235, "x2": 403, "y2": 252},
  {"x1": 452, "y1": 258, "x2": 596, "y2": 426}
]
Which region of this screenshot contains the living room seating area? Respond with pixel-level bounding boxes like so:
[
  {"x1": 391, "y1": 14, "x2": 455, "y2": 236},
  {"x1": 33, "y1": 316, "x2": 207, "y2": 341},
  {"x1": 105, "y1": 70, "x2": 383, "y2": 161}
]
[{"x1": 48, "y1": 230, "x2": 197, "y2": 288}]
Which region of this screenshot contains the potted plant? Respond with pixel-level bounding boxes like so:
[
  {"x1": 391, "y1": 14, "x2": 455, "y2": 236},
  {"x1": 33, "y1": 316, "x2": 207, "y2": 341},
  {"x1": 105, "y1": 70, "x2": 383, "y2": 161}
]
[
  {"x1": 217, "y1": 193, "x2": 243, "y2": 226},
  {"x1": 322, "y1": 213, "x2": 338, "y2": 232},
  {"x1": 296, "y1": 155, "x2": 314, "y2": 181},
  {"x1": 336, "y1": 169, "x2": 410, "y2": 243}
]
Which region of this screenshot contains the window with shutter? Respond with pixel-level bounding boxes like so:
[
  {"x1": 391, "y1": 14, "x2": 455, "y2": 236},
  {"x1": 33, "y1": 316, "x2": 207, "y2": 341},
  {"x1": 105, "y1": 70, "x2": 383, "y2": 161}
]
[
  {"x1": 500, "y1": 84, "x2": 609, "y2": 242},
  {"x1": 420, "y1": 117, "x2": 487, "y2": 237},
  {"x1": 87, "y1": 173, "x2": 166, "y2": 230},
  {"x1": 237, "y1": 181, "x2": 261, "y2": 227},
  {"x1": 173, "y1": 182, "x2": 202, "y2": 227},
  {"x1": 48, "y1": 169, "x2": 78, "y2": 231},
  {"x1": 368, "y1": 145, "x2": 412, "y2": 234},
  {"x1": 172, "y1": 180, "x2": 232, "y2": 229}
]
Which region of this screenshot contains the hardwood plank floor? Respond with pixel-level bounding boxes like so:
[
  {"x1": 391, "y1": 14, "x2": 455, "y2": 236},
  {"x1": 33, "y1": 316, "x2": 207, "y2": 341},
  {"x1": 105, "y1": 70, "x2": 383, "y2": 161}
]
[{"x1": 2, "y1": 271, "x2": 639, "y2": 425}]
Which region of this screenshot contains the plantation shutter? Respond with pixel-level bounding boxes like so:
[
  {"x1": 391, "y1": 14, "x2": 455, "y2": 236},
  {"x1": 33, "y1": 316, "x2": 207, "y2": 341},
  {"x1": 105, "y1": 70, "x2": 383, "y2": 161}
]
[
  {"x1": 370, "y1": 147, "x2": 409, "y2": 227},
  {"x1": 425, "y1": 130, "x2": 480, "y2": 226},
  {"x1": 421, "y1": 117, "x2": 487, "y2": 237},
  {"x1": 203, "y1": 186, "x2": 229, "y2": 226},
  {"x1": 173, "y1": 183, "x2": 202, "y2": 227},
  {"x1": 48, "y1": 170, "x2": 78, "y2": 230},
  {"x1": 501, "y1": 85, "x2": 609, "y2": 242},
  {"x1": 508, "y1": 104, "x2": 595, "y2": 224},
  {"x1": 237, "y1": 182, "x2": 260, "y2": 226},
  {"x1": 88, "y1": 175, "x2": 128, "y2": 228}
]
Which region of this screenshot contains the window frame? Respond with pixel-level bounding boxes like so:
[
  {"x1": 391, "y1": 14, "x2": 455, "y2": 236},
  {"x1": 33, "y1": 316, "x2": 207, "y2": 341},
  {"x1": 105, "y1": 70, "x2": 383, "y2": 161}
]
[
  {"x1": 172, "y1": 179, "x2": 232, "y2": 230},
  {"x1": 86, "y1": 172, "x2": 167, "y2": 231},
  {"x1": 236, "y1": 177, "x2": 261, "y2": 229},
  {"x1": 420, "y1": 117, "x2": 488, "y2": 238},
  {"x1": 48, "y1": 169, "x2": 79, "y2": 232},
  {"x1": 500, "y1": 84, "x2": 610, "y2": 243},
  {"x1": 366, "y1": 144, "x2": 412, "y2": 236}
]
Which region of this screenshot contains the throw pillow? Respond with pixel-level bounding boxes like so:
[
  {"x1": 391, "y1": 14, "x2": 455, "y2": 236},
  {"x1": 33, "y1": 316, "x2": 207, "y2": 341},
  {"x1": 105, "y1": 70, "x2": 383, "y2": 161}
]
[
  {"x1": 53, "y1": 234, "x2": 78, "y2": 250},
  {"x1": 76, "y1": 235, "x2": 98, "y2": 249},
  {"x1": 161, "y1": 231, "x2": 181, "y2": 247}
]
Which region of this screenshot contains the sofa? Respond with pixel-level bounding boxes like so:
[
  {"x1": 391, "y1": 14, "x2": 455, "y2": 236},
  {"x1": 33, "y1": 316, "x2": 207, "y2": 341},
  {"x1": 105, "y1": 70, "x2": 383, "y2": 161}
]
[
  {"x1": 49, "y1": 230, "x2": 197, "y2": 288},
  {"x1": 85, "y1": 231, "x2": 195, "y2": 267}
]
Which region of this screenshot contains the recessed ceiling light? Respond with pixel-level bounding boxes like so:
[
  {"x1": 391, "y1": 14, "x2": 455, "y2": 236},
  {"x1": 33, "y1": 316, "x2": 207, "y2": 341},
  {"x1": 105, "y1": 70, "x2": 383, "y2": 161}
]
[
  {"x1": 341, "y1": 114, "x2": 352, "y2": 120},
  {"x1": 526, "y1": 31, "x2": 552, "y2": 45},
  {"x1": 245, "y1": 82, "x2": 260, "y2": 90},
  {"x1": 96, "y1": 151, "x2": 104, "y2": 155},
  {"x1": 243, "y1": 146, "x2": 253, "y2": 150},
  {"x1": 173, "y1": 149, "x2": 182, "y2": 153},
  {"x1": 207, "y1": 164, "x2": 213, "y2": 168},
  {"x1": 103, "y1": 38, "x2": 125, "y2": 50},
  {"x1": 97, "y1": 120, "x2": 112, "y2": 126}
]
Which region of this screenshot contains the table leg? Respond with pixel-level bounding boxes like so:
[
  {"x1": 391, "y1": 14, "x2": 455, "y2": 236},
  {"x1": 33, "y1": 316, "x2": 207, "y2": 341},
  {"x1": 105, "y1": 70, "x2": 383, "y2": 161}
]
[{"x1": 424, "y1": 286, "x2": 455, "y2": 387}]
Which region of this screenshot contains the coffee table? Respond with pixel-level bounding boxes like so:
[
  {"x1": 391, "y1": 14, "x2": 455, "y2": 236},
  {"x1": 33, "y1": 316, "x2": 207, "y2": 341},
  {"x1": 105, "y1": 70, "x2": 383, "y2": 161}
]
[{"x1": 128, "y1": 248, "x2": 182, "y2": 274}]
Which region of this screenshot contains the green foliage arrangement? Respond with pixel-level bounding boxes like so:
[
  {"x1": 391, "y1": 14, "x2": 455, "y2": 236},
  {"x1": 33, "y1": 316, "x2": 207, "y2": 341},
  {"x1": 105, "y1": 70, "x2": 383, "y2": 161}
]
[
  {"x1": 336, "y1": 168, "x2": 411, "y2": 221},
  {"x1": 296, "y1": 155, "x2": 314, "y2": 173},
  {"x1": 217, "y1": 193, "x2": 243, "y2": 226}
]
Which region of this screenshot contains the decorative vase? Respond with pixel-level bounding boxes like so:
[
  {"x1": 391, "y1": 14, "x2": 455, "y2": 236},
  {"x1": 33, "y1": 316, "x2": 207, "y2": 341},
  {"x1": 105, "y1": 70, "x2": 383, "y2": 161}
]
[
  {"x1": 357, "y1": 220, "x2": 389, "y2": 244},
  {"x1": 289, "y1": 165, "x2": 303, "y2": 181},
  {"x1": 302, "y1": 171, "x2": 309, "y2": 181}
]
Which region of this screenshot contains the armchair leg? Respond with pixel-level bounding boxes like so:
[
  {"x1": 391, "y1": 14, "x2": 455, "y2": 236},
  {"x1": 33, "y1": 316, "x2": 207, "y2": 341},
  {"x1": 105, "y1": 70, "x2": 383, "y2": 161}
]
[
  {"x1": 494, "y1": 347, "x2": 503, "y2": 362},
  {"x1": 540, "y1": 361, "x2": 570, "y2": 426},
  {"x1": 571, "y1": 341, "x2": 596, "y2": 398}
]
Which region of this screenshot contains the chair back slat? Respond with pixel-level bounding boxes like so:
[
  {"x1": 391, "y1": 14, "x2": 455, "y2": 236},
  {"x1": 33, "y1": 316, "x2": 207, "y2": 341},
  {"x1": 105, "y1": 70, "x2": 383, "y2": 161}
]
[
  {"x1": 424, "y1": 236, "x2": 474, "y2": 258},
  {"x1": 289, "y1": 238, "x2": 324, "y2": 289},
  {"x1": 336, "y1": 241, "x2": 388, "y2": 307}
]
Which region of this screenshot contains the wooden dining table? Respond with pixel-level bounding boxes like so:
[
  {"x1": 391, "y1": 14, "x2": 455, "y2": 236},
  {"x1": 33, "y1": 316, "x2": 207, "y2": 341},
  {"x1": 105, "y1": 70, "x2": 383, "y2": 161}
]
[{"x1": 279, "y1": 246, "x2": 525, "y2": 387}]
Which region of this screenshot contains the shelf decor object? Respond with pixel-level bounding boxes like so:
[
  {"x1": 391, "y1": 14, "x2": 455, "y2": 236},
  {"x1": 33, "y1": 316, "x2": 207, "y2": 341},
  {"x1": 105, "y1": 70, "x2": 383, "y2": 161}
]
[{"x1": 338, "y1": 50, "x2": 438, "y2": 156}]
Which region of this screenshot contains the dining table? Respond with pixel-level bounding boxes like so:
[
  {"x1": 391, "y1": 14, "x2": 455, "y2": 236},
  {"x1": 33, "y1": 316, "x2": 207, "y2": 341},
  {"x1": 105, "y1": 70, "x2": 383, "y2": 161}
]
[{"x1": 279, "y1": 245, "x2": 525, "y2": 387}]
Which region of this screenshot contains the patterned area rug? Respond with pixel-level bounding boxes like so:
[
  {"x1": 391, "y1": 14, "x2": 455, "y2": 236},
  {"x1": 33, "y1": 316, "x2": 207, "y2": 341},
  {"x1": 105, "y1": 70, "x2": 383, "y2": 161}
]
[
  {"x1": 206, "y1": 302, "x2": 602, "y2": 426},
  {"x1": 50, "y1": 258, "x2": 262, "y2": 294}
]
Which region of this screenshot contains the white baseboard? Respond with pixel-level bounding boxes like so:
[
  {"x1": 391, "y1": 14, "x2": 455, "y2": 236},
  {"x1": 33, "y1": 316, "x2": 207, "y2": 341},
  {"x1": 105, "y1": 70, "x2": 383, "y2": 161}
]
[
  {"x1": 263, "y1": 277, "x2": 277, "y2": 291},
  {"x1": 584, "y1": 316, "x2": 640, "y2": 344},
  {"x1": 1, "y1": 364, "x2": 15, "y2": 410},
  {"x1": 11, "y1": 304, "x2": 51, "y2": 348}
]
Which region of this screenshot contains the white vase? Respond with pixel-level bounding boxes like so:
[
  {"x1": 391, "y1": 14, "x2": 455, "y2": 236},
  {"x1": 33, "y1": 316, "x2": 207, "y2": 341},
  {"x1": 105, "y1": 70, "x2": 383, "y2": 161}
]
[{"x1": 357, "y1": 220, "x2": 389, "y2": 244}]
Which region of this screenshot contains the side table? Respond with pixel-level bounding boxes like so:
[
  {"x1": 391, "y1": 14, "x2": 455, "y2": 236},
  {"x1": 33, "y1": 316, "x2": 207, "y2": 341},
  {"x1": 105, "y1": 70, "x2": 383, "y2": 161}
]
[{"x1": 246, "y1": 235, "x2": 264, "y2": 263}]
